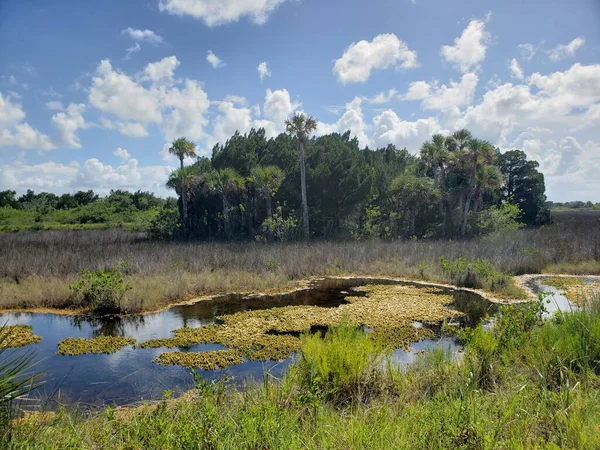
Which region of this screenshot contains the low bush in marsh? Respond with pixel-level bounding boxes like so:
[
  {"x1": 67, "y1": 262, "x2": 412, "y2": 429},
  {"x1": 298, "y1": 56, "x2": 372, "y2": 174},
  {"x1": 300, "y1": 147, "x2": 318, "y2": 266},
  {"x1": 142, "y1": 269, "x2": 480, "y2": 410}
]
[{"x1": 69, "y1": 262, "x2": 131, "y2": 314}]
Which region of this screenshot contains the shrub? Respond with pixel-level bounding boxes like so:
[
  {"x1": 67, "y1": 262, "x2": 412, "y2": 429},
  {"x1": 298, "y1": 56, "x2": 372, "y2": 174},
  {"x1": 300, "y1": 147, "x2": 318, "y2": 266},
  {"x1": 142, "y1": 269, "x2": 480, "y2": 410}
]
[
  {"x1": 69, "y1": 263, "x2": 131, "y2": 314},
  {"x1": 473, "y1": 202, "x2": 524, "y2": 236},
  {"x1": 295, "y1": 324, "x2": 389, "y2": 405},
  {"x1": 257, "y1": 206, "x2": 298, "y2": 242},
  {"x1": 148, "y1": 208, "x2": 181, "y2": 240},
  {"x1": 439, "y1": 256, "x2": 509, "y2": 290}
]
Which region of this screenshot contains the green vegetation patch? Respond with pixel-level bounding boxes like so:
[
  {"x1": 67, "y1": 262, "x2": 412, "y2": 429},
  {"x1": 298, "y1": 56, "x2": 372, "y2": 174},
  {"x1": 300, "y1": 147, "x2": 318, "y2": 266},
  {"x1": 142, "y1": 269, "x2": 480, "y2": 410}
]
[
  {"x1": 0, "y1": 325, "x2": 41, "y2": 348},
  {"x1": 141, "y1": 284, "x2": 461, "y2": 367},
  {"x1": 154, "y1": 350, "x2": 244, "y2": 370},
  {"x1": 57, "y1": 336, "x2": 136, "y2": 355}
]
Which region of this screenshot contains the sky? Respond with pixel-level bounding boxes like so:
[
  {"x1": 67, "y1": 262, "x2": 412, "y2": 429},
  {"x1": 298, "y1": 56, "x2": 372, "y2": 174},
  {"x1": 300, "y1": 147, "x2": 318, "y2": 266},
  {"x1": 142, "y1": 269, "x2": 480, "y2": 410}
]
[{"x1": 0, "y1": 0, "x2": 599, "y2": 201}]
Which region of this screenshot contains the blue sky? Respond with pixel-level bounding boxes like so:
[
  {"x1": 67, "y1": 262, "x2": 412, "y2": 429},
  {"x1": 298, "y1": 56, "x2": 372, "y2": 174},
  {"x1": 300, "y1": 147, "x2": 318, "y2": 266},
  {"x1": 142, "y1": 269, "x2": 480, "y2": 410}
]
[{"x1": 1, "y1": 0, "x2": 599, "y2": 201}]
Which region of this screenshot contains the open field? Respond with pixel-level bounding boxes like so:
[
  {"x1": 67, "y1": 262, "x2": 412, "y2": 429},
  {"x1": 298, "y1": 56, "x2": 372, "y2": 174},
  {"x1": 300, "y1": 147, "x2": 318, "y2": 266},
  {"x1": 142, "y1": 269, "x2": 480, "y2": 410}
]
[{"x1": 0, "y1": 210, "x2": 598, "y2": 313}]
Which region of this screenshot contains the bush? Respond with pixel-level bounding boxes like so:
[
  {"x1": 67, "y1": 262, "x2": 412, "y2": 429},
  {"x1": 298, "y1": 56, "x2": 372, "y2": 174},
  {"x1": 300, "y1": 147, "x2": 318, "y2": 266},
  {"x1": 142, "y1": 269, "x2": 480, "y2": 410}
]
[
  {"x1": 149, "y1": 208, "x2": 181, "y2": 240},
  {"x1": 69, "y1": 263, "x2": 131, "y2": 314},
  {"x1": 473, "y1": 202, "x2": 524, "y2": 236},
  {"x1": 295, "y1": 324, "x2": 389, "y2": 405},
  {"x1": 257, "y1": 206, "x2": 298, "y2": 242},
  {"x1": 439, "y1": 256, "x2": 509, "y2": 290}
]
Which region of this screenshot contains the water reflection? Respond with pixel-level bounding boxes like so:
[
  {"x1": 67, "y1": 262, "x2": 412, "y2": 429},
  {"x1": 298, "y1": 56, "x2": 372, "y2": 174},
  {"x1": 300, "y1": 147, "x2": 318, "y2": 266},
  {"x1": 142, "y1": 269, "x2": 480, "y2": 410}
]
[{"x1": 0, "y1": 277, "x2": 494, "y2": 408}]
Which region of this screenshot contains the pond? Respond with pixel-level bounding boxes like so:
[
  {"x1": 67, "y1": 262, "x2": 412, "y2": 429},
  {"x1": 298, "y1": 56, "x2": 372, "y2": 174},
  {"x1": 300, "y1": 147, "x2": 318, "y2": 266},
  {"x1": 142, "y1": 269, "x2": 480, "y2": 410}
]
[{"x1": 1, "y1": 278, "x2": 496, "y2": 409}]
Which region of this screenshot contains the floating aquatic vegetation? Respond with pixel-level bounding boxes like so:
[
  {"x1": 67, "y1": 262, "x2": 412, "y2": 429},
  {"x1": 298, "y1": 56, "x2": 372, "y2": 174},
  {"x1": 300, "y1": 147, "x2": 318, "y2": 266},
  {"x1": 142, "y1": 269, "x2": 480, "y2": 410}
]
[
  {"x1": 141, "y1": 284, "x2": 464, "y2": 368},
  {"x1": 154, "y1": 350, "x2": 243, "y2": 370},
  {"x1": 1, "y1": 325, "x2": 41, "y2": 348},
  {"x1": 369, "y1": 325, "x2": 435, "y2": 350},
  {"x1": 543, "y1": 277, "x2": 600, "y2": 305},
  {"x1": 57, "y1": 336, "x2": 135, "y2": 355}
]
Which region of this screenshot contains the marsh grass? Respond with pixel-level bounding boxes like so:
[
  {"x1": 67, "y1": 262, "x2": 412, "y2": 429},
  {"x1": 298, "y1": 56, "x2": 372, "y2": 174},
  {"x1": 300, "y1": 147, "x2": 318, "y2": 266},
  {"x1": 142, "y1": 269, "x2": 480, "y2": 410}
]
[{"x1": 0, "y1": 211, "x2": 599, "y2": 312}]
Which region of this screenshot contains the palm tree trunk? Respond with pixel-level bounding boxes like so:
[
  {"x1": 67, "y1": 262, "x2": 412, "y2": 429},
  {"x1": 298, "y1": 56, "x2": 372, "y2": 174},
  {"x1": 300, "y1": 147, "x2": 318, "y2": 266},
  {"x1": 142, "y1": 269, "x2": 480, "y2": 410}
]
[
  {"x1": 461, "y1": 157, "x2": 478, "y2": 236},
  {"x1": 299, "y1": 140, "x2": 310, "y2": 239},
  {"x1": 181, "y1": 193, "x2": 188, "y2": 227},
  {"x1": 444, "y1": 201, "x2": 454, "y2": 238},
  {"x1": 179, "y1": 157, "x2": 184, "y2": 170},
  {"x1": 266, "y1": 195, "x2": 273, "y2": 219},
  {"x1": 222, "y1": 195, "x2": 232, "y2": 239}
]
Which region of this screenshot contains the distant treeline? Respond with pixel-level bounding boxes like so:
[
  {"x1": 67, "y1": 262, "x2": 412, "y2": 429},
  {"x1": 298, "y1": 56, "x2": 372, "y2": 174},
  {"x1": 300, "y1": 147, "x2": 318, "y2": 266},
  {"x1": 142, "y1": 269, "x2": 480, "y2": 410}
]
[
  {"x1": 547, "y1": 201, "x2": 600, "y2": 211},
  {"x1": 159, "y1": 124, "x2": 551, "y2": 241},
  {"x1": 0, "y1": 189, "x2": 175, "y2": 231}
]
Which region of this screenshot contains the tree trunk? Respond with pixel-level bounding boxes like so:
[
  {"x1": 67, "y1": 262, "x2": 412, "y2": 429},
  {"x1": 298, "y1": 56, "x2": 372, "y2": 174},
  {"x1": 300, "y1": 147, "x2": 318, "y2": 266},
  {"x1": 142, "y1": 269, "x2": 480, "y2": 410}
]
[
  {"x1": 222, "y1": 195, "x2": 232, "y2": 239},
  {"x1": 266, "y1": 195, "x2": 273, "y2": 219},
  {"x1": 444, "y1": 201, "x2": 454, "y2": 238},
  {"x1": 461, "y1": 156, "x2": 478, "y2": 236},
  {"x1": 299, "y1": 140, "x2": 310, "y2": 239},
  {"x1": 181, "y1": 192, "x2": 188, "y2": 227},
  {"x1": 179, "y1": 158, "x2": 184, "y2": 170}
]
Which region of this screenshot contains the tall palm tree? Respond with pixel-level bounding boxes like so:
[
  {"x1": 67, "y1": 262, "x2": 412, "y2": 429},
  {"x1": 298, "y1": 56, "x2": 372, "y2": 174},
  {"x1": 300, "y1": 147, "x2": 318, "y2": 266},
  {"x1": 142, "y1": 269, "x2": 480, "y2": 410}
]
[
  {"x1": 285, "y1": 113, "x2": 317, "y2": 240},
  {"x1": 251, "y1": 165, "x2": 285, "y2": 219},
  {"x1": 168, "y1": 137, "x2": 197, "y2": 169},
  {"x1": 460, "y1": 138, "x2": 496, "y2": 236},
  {"x1": 420, "y1": 134, "x2": 449, "y2": 220},
  {"x1": 166, "y1": 166, "x2": 199, "y2": 226},
  {"x1": 203, "y1": 168, "x2": 243, "y2": 238}
]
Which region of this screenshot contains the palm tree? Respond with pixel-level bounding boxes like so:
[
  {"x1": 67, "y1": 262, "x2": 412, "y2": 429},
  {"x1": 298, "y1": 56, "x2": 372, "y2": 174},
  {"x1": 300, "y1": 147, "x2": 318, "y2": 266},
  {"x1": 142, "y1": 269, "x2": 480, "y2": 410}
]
[
  {"x1": 285, "y1": 113, "x2": 317, "y2": 240},
  {"x1": 420, "y1": 134, "x2": 449, "y2": 221},
  {"x1": 390, "y1": 174, "x2": 440, "y2": 237},
  {"x1": 460, "y1": 138, "x2": 496, "y2": 236},
  {"x1": 166, "y1": 166, "x2": 199, "y2": 226},
  {"x1": 168, "y1": 137, "x2": 197, "y2": 169},
  {"x1": 203, "y1": 168, "x2": 243, "y2": 238},
  {"x1": 251, "y1": 165, "x2": 285, "y2": 219}
]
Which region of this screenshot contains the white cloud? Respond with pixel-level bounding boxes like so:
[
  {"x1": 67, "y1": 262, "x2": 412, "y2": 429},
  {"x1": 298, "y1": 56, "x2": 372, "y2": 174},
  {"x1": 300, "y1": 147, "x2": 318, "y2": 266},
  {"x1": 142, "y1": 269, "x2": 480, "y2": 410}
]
[
  {"x1": 160, "y1": 79, "x2": 211, "y2": 141},
  {"x1": 400, "y1": 73, "x2": 478, "y2": 116},
  {"x1": 333, "y1": 33, "x2": 418, "y2": 84},
  {"x1": 125, "y1": 42, "x2": 141, "y2": 60},
  {"x1": 371, "y1": 110, "x2": 446, "y2": 152},
  {"x1": 208, "y1": 101, "x2": 253, "y2": 149},
  {"x1": 89, "y1": 59, "x2": 163, "y2": 123},
  {"x1": 362, "y1": 89, "x2": 398, "y2": 105},
  {"x1": 518, "y1": 43, "x2": 536, "y2": 61},
  {"x1": 121, "y1": 28, "x2": 164, "y2": 44},
  {"x1": 440, "y1": 16, "x2": 491, "y2": 73},
  {"x1": 46, "y1": 101, "x2": 64, "y2": 111},
  {"x1": 0, "y1": 92, "x2": 54, "y2": 150},
  {"x1": 207, "y1": 50, "x2": 225, "y2": 69},
  {"x1": 117, "y1": 122, "x2": 149, "y2": 137},
  {"x1": 144, "y1": 56, "x2": 181, "y2": 83},
  {"x1": 318, "y1": 97, "x2": 370, "y2": 147},
  {"x1": 257, "y1": 61, "x2": 271, "y2": 81},
  {"x1": 263, "y1": 88, "x2": 299, "y2": 125},
  {"x1": 547, "y1": 37, "x2": 585, "y2": 62},
  {"x1": 509, "y1": 58, "x2": 524, "y2": 80},
  {"x1": 158, "y1": 0, "x2": 289, "y2": 26},
  {"x1": 114, "y1": 147, "x2": 131, "y2": 160},
  {"x1": 51, "y1": 103, "x2": 88, "y2": 148}
]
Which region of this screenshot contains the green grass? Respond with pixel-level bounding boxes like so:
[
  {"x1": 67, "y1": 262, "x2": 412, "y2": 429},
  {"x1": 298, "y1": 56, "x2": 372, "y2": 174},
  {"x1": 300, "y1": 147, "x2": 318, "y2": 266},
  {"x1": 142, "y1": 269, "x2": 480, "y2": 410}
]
[{"x1": 7, "y1": 295, "x2": 600, "y2": 449}]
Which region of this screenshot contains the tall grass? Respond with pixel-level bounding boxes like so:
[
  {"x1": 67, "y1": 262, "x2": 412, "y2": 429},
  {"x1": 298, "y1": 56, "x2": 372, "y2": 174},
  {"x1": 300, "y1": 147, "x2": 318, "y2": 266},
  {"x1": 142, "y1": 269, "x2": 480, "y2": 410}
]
[{"x1": 0, "y1": 210, "x2": 598, "y2": 312}]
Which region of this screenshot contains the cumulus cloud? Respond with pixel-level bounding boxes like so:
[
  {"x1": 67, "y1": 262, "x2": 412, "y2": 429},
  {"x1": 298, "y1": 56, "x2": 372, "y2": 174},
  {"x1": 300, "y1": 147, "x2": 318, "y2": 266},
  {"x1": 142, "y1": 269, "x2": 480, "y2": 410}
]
[
  {"x1": 263, "y1": 88, "x2": 299, "y2": 125},
  {"x1": 117, "y1": 122, "x2": 149, "y2": 137},
  {"x1": 547, "y1": 37, "x2": 585, "y2": 62},
  {"x1": 361, "y1": 89, "x2": 398, "y2": 105},
  {"x1": 318, "y1": 97, "x2": 370, "y2": 147},
  {"x1": 0, "y1": 92, "x2": 54, "y2": 150},
  {"x1": 257, "y1": 61, "x2": 271, "y2": 81},
  {"x1": 509, "y1": 58, "x2": 524, "y2": 80},
  {"x1": 121, "y1": 28, "x2": 164, "y2": 44},
  {"x1": 333, "y1": 34, "x2": 418, "y2": 84},
  {"x1": 371, "y1": 111, "x2": 447, "y2": 152},
  {"x1": 51, "y1": 103, "x2": 89, "y2": 148},
  {"x1": 45, "y1": 101, "x2": 64, "y2": 111},
  {"x1": 144, "y1": 56, "x2": 181, "y2": 83},
  {"x1": 114, "y1": 147, "x2": 131, "y2": 160},
  {"x1": 207, "y1": 50, "x2": 225, "y2": 69},
  {"x1": 160, "y1": 79, "x2": 211, "y2": 141},
  {"x1": 89, "y1": 59, "x2": 163, "y2": 123},
  {"x1": 440, "y1": 16, "x2": 491, "y2": 73},
  {"x1": 158, "y1": 0, "x2": 289, "y2": 26}
]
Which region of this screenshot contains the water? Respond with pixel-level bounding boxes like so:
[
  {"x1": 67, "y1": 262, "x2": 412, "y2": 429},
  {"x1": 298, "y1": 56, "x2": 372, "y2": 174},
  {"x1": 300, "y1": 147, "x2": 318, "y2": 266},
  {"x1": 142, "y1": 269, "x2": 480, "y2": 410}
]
[
  {"x1": 1, "y1": 278, "x2": 494, "y2": 408},
  {"x1": 525, "y1": 276, "x2": 592, "y2": 317}
]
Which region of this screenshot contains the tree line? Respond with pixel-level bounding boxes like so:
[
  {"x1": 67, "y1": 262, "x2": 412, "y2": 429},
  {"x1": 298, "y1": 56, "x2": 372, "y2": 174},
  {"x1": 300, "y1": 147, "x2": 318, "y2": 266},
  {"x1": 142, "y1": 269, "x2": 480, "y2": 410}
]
[{"x1": 158, "y1": 114, "x2": 551, "y2": 241}]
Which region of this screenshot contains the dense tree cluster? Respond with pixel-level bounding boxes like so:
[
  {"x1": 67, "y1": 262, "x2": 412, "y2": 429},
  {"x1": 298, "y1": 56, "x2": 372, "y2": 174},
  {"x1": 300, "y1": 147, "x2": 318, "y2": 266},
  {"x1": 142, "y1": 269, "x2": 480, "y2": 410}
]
[{"x1": 162, "y1": 123, "x2": 551, "y2": 241}]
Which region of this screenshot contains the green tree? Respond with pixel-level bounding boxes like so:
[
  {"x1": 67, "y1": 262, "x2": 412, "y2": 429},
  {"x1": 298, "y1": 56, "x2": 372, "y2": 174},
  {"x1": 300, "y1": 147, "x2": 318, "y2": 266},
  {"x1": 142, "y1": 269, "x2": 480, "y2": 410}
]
[
  {"x1": 202, "y1": 168, "x2": 243, "y2": 238},
  {"x1": 251, "y1": 165, "x2": 285, "y2": 219},
  {"x1": 389, "y1": 173, "x2": 440, "y2": 237},
  {"x1": 285, "y1": 113, "x2": 317, "y2": 240},
  {"x1": 168, "y1": 137, "x2": 197, "y2": 170},
  {"x1": 166, "y1": 166, "x2": 200, "y2": 226},
  {"x1": 498, "y1": 150, "x2": 551, "y2": 225},
  {"x1": 0, "y1": 190, "x2": 17, "y2": 209}
]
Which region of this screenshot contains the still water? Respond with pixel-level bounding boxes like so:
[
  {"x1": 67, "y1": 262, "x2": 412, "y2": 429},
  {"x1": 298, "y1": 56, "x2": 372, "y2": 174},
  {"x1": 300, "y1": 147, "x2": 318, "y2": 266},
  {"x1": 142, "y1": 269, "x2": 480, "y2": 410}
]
[{"x1": 1, "y1": 278, "x2": 496, "y2": 408}]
